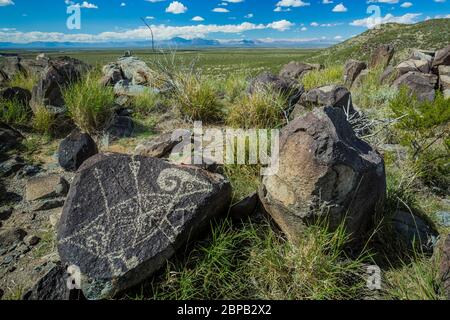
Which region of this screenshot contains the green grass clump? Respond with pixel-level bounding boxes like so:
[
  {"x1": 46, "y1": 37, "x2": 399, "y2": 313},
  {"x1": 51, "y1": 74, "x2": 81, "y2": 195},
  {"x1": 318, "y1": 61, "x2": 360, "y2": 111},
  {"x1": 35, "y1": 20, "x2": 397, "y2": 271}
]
[
  {"x1": 302, "y1": 65, "x2": 343, "y2": 90},
  {"x1": 9, "y1": 72, "x2": 38, "y2": 91},
  {"x1": 223, "y1": 74, "x2": 248, "y2": 103},
  {"x1": 0, "y1": 98, "x2": 30, "y2": 125},
  {"x1": 383, "y1": 253, "x2": 445, "y2": 300},
  {"x1": 146, "y1": 219, "x2": 370, "y2": 300},
  {"x1": 172, "y1": 73, "x2": 224, "y2": 123},
  {"x1": 132, "y1": 91, "x2": 161, "y2": 118},
  {"x1": 32, "y1": 106, "x2": 55, "y2": 135},
  {"x1": 64, "y1": 72, "x2": 115, "y2": 134},
  {"x1": 227, "y1": 87, "x2": 287, "y2": 129}
]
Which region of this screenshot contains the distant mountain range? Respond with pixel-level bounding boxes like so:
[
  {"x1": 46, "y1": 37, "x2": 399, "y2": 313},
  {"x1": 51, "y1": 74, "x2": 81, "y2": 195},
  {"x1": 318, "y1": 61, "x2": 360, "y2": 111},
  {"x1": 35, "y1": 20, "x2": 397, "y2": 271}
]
[{"x1": 0, "y1": 37, "x2": 337, "y2": 50}]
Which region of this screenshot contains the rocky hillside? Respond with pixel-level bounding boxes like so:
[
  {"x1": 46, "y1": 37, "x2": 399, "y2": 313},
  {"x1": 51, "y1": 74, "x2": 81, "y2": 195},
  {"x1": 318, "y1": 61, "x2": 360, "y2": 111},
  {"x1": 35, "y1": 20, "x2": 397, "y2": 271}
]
[{"x1": 313, "y1": 19, "x2": 450, "y2": 63}]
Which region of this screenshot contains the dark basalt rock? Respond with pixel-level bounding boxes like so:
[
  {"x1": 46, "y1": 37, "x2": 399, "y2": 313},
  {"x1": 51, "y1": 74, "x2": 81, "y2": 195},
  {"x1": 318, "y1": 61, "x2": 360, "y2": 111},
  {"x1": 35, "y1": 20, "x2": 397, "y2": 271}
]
[
  {"x1": 0, "y1": 87, "x2": 32, "y2": 107},
  {"x1": 106, "y1": 115, "x2": 134, "y2": 140},
  {"x1": 57, "y1": 154, "x2": 232, "y2": 299},
  {"x1": 248, "y1": 71, "x2": 304, "y2": 106},
  {"x1": 58, "y1": 129, "x2": 98, "y2": 172},
  {"x1": 30, "y1": 56, "x2": 90, "y2": 111},
  {"x1": 259, "y1": 107, "x2": 386, "y2": 244},
  {"x1": 392, "y1": 71, "x2": 438, "y2": 102},
  {"x1": 0, "y1": 121, "x2": 24, "y2": 152},
  {"x1": 299, "y1": 85, "x2": 356, "y2": 115},
  {"x1": 22, "y1": 262, "x2": 85, "y2": 300}
]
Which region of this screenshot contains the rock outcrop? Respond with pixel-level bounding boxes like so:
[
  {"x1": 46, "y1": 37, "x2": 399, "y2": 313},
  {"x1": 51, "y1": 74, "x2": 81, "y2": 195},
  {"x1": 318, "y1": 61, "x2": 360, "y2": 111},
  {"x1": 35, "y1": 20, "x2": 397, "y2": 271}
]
[
  {"x1": 369, "y1": 44, "x2": 395, "y2": 68},
  {"x1": 279, "y1": 61, "x2": 322, "y2": 80},
  {"x1": 392, "y1": 71, "x2": 438, "y2": 102},
  {"x1": 343, "y1": 60, "x2": 367, "y2": 87}
]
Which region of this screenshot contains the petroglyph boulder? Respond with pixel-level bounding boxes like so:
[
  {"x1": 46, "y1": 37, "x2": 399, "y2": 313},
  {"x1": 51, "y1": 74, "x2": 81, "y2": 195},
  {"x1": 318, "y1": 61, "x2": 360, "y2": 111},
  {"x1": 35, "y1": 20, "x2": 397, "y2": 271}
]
[
  {"x1": 259, "y1": 107, "x2": 386, "y2": 243},
  {"x1": 57, "y1": 154, "x2": 231, "y2": 299}
]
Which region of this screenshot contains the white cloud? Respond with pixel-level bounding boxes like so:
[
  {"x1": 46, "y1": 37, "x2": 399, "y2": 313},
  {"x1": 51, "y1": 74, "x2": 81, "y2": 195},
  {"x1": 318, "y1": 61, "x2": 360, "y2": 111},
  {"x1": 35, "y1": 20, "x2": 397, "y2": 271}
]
[
  {"x1": 350, "y1": 12, "x2": 422, "y2": 28},
  {"x1": 191, "y1": 16, "x2": 204, "y2": 21},
  {"x1": 276, "y1": 0, "x2": 310, "y2": 7},
  {"x1": 332, "y1": 3, "x2": 347, "y2": 12},
  {"x1": 165, "y1": 1, "x2": 187, "y2": 14},
  {"x1": 0, "y1": 20, "x2": 297, "y2": 43},
  {"x1": 401, "y1": 2, "x2": 413, "y2": 8},
  {"x1": 0, "y1": 0, "x2": 14, "y2": 6},
  {"x1": 212, "y1": 8, "x2": 230, "y2": 13},
  {"x1": 267, "y1": 19, "x2": 295, "y2": 31}
]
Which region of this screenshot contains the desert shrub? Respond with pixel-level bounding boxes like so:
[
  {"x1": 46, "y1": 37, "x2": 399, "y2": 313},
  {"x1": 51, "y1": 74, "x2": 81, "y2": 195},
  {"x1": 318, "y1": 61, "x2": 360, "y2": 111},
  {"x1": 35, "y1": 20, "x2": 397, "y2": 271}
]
[
  {"x1": 353, "y1": 66, "x2": 396, "y2": 109},
  {"x1": 302, "y1": 65, "x2": 343, "y2": 90},
  {"x1": 389, "y1": 88, "x2": 450, "y2": 159},
  {"x1": 9, "y1": 72, "x2": 38, "y2": 91},
  {"x1": 223, "y1": 74, "x2": 248, "y2": 103},
  {"x1": 32, "y1": 106, "x2": 55, "y2": 135},
  {"x1": 415, "y1": 147, "x2": 450, "y2": 193},
  {"x1": 147, "y1": 219, "x2": 370, "y2": 300},
  {"x1": 64, "y1": 72, "x2": 115, "y2": 134},
  {"x1": 171, "y1": 72, "x2": 224, "y2": 122},
  {"x1": 227, "y1": 87, "x2": 287, "y2": 129},
  {"x1": 0, "y1": 98, "x2": 30, "y2": 125}
]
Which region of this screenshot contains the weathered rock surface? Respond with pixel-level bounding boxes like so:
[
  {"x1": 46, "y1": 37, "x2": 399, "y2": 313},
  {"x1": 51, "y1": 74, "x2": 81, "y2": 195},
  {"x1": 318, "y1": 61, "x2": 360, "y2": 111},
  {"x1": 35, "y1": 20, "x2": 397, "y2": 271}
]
[
  {"x1": 100, "y1": 63, "x2": 123, "y2": 87},
  {"x1": 432, "y1": 45, "x2": 450, "y2": 68},
  {"x1": 259, "y1": 107, "x2": 386, "y2": 243},
  {"x1": 380, "y1": 66, "x2": 397, "y2": 84},
  {"x1": 395, "y1": 59, "x2": 431, "y2": 77},
  {"x1": 440, "y1": 234, "x2": 450, "y2": 299},
  {"x1": 106, "y1": 115, "x2": 134, "y2": 140},
  {"x1": 369, "y1": 44, "x2": 395, "y2": 68},
  {"x1": 0, "y1": 156, "x2": 25, "y2": 177},
  {"x1": 0, "y1": 87, "x2": 32, "y2": 106},
  {"x1": 58, "y1": 130, "x2": 98, "y2": 172},
  {"x1": 22, "y1": 263, "x2": 84, "y2": 300},
  {"x1": 25, "y1": 174, "x2": 69, "y2": 201},
  {"x1": 116, "y1": 56, "x2": 154, "y2": 85},
  {"x1": 248, "y1": 72, "x2": 304, "y2": 105},
  {"x1": 30, "y1": 56, "x2": 90, "y2": 110},
  {"x1": 57, "y1": 153, "x2": 231, "y2": 299},
  {"x1": 353, "y1": 69, "x2": 370, "y2": 88},
  {"x1": 392, "y1": 211, "x2": 438, "y2": 253},
  {"x1": 135, "y1": 132, "x2": 182, "y2": 158},
  {"x1": 409, "y1": 49, "x2": 434, "y2": 63},
  {"x1": 113, "y1": 79, "x2": 156, "y2": 97},
  {"x1": 392, "y1": 71, "x2": 438, "y2": 102},
  {"x1": 343, "y1": 60, "x2": 367, "y2": 87},
  {"x1": 0, "y1": 56, "x2": 23, "y2": 80},
  {"x1": 0, "y1": 121, "x2": 24, "y2": 152},
  {"x1": 299, "y1": 85, "x2": 355, "y2": 115},
  {"x1": 229, "y1": 193, "x2": 259, "y2": 221},
  {"x1": 279, "y1": 61, "x2": 322, "y2": 80}
]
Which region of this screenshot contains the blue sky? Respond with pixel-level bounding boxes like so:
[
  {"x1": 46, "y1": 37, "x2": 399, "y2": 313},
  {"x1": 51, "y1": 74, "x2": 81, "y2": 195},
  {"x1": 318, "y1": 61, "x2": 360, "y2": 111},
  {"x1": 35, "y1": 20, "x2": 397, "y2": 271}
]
[{"x1": 0, "y1": 0, "x2": 448, "y2": 43}]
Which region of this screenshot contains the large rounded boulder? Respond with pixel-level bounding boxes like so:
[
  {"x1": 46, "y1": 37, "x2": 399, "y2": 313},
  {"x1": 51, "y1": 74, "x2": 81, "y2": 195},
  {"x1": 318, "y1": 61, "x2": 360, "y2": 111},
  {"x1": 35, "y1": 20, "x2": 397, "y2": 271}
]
[
  {"x1": 259, "y1": 107, "x2": 386, "y2": 243},
  {"x1": 57, "y1": 154, "x2": 231, "y2": 299}
]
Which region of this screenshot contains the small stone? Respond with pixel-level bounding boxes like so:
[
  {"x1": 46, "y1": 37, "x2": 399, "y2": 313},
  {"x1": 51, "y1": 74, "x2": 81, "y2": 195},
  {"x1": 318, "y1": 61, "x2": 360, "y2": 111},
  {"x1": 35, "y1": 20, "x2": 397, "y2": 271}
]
[
  {"x1": 135, "y1": 132, "x2": 183, "y2": 158},
  {"x1": 24, "y1": 235, "x2": 41, "y2": 246},
  {"x1": 106, "y1": 116, "x2": 134, "y2": 140},
  {"x1": 0, "y1": 206, "x2": 13, "y2": 221},
  {"x1": 2, "y1": 255, "x2": 13, "y2": 265},
  {"x1": 26, "y1": 174, "x2": 69, "y2": 201},
  {"x1": 58, "y1": 129, "x2": 98, "y2": 172},
  {"x1": 0, "y1": 156, "x2": 25, "y2": 177},
  {"x1": 7, "y1": 266, "x2": 16, "y2": 273},
  {"x1": 435, "y1": 211, "x2": 450, "y2": 227}
]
